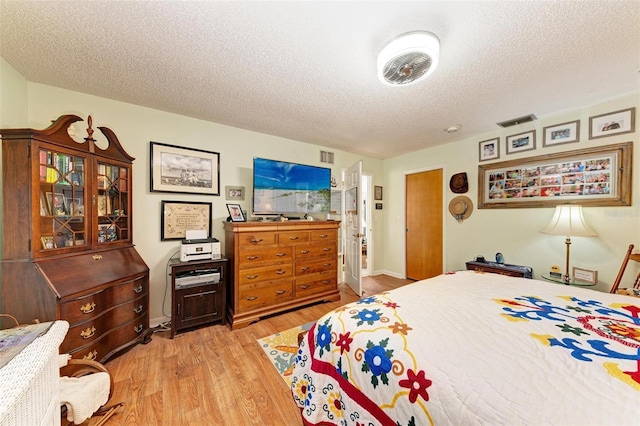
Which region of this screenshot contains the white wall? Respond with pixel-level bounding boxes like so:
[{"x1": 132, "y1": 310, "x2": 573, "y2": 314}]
[
  {"x1": 381, "y1": 93, "x2": 640, "y2": 292},
  {"x1": 17, "y1": 83, "x2": 383, "y2": 323}
]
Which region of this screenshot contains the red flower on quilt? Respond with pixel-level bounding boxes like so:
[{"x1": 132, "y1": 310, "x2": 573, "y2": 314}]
[
  {"x1": 336, "y1": 332, "x2": 353, "y2": 355},
  {"x1": 399, "y1": 369, "x2": 432, "y2": 403}
]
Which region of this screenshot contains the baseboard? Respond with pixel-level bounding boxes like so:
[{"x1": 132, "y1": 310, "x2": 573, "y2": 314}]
[{"x1": 150, "y1": 315, "x2": 171, "y2": 328}]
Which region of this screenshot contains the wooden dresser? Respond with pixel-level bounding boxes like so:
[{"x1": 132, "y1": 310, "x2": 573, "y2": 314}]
[
  {"x1": 224, "y1": 220, "x2": 341, "y2": 329},
  {"x1": 0, "y1": 115, "x2": 151, "y2": 363}
]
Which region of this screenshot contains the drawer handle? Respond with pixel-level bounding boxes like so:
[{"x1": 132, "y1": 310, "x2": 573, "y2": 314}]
[
  {"x1": 300, "y1": 285, "x2": 310, "y2": 289},
  {"x1": 92, "y1": 254, "x2": 103, "y2": 260},
  {"x1": 300, "y1": 266, "x2": 310, "y2": 271},
  {"x1": 251, "y1": 238, "x2": 264, "y2": 243},
  {"x1": 133, "y1": 284, "x2": 143, "y2": 294},
  {"x1": 319, "y1": 234, "x2": 328, "y2": 238},
  {"x1": 275, "y1": 270, "x2": 286, "y2": 275},
  {"x1": 322, "y1": 248, "x2": 331, "y2": 252},
  {"x1": 134, "y1": 324, "x2": 144, "y2": 334},
  {"x1": 322, "y1": 263, "x2": 331, "y2": 267},
  {"x1": 322, "y1": 280, "x2": 331, "y2": 284},
  {"x1": 300, "y1": 250, "x2": 310, "y2": 254},
  {"x1": 80, "y1": 302, "x2": 96, "y2": 314},
  {"x1": 289, "y1": 236, "x2": 299, "y2": 240},
  {"x1": 246, "y1": 296, "x2": 258, "y2": 301},
  {"x1": 276, "y1": 253, "x2": 287, "y2": 257},
  {"x1": 80, "y1": 326, "x2": 96, "y2": 339},
  {"x1": 246, "y1": 255, "x2": 259, "y2": 260},
  {"x1": 275, "y1": 290, "x2": 287, "y2": 295},
  {"x1": 83, "y1": 350, "x2": 98, "y2": 361},
  {"x1": 134, "y1": 304, "x2": 144, "y2": 314},
  {"x1": 246, "y1": 274, "x2": 259, "y2": 280}
]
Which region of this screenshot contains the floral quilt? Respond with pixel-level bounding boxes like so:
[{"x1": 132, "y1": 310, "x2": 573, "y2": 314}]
[{"x1": 290, "y1": 270, "x2": 640, "y2": 425}]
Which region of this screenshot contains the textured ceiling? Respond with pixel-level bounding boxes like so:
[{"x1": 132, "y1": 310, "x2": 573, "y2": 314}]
[{"x1": 1, "y1": 1, "x2": 639, "y2": 159}]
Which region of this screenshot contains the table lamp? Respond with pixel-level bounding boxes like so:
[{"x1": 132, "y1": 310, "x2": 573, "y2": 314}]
[{"x1": 539, "y1": 205, "x2": 597, "y2": 283}]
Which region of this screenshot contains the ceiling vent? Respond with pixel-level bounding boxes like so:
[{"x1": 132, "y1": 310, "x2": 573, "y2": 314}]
[
  {"x1": 497, "y1": 114, "x2": 537, "y2": 128},
  {"x1": 320, "y1": 150, "x2": 335, "y2": 164},
  {"x1": 377, "y1": 31, "x2": 440, "y2": 86}
]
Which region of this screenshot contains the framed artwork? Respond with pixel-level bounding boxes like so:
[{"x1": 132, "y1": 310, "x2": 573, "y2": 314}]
[
  {"x1": 226, "y1": 203, "x2": 246, "y2": 222},
  {"x1": 161, "y1": 200, "x2": 212, "y2": 240},
  {"x1": 226, "y1": 185, "x2": 245, "y2": 200},
  {"x1": 506, "y1": 130, "x2": 536, "y2": 155},
  {"x1": 479, "y1": 137, "x2": 500, "y2": 162},
  {"x1": 46, "y1": 192, "x2": 67, "y2": 216},
  {"x1": 150, "y1": 141, "x2": 220, "y2": 195},
  {"x1": 589, "y1": 107, "x2": 635, "y2": 139},
  {"x1": 543, "y1": 120, "x2": 580, "y2": 147},
  {"x1": 374, "y1": 185, "x2": 383, "y2": 200},
  {"x1": 573, "y1": 267, "x2": 598, "y2": 284},
  {"x1": 478, "y1": 142, "x2": 632, "y2": 209}
]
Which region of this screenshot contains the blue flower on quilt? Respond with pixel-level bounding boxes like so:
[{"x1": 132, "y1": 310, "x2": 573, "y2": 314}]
[
  {"x1": 357, "y1": 296, "x2": 377, "y2": 305},
  {"x1": 316, "y1": 321, "x2": 332, "y2": 357},
  {"x1": 362, "y1": 338, "x2": 394, "y2": 388},
  {"x1": 352, "y1": 308, "x2": 382, "y2": 326}
]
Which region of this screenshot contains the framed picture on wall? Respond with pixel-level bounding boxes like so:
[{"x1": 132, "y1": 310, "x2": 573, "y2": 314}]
[
  {"x1": 161, "y1": 200, "x2": 212, "y2": 240},
  {"x1": 506, "y1": 130, "x2": 536, "y2": 155},
  {"x1": 150, "y1": 142, "x2": 220, "y2": 196},
  {"x1": 543, "y1": 120, "x2": 580, "y2": 147},
  {"x1": 479, "y1": 137, "x2": 500, "y2": 161},
  {"x1": 589, "y1": 107, "x2": 635, "y2": 139}
]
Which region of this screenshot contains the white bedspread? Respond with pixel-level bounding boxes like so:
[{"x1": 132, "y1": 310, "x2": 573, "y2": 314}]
[{"x1": 291, "y1": 271, "x2": 640, "y2": 425}]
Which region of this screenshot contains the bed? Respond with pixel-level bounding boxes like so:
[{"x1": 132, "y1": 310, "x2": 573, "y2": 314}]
[{"x1": 290, "y1": 270, "x2": 639, "y2": 425}]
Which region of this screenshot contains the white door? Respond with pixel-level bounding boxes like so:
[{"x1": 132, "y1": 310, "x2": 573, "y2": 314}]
[{"x1": 344, "y1": 160, "x2": 362, "y2": 296}]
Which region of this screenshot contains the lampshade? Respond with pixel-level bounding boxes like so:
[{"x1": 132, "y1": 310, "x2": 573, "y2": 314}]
[{"x1": 539, "y1": 205, "x2": 597, "y2": 237}]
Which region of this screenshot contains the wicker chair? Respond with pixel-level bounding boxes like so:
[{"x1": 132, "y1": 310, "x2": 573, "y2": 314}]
[{"x1": 610, "y1": 244, "x2": 640, "y2": 295}]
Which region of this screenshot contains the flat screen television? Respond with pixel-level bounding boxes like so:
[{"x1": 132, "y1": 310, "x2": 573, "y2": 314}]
[{"x1": 252, "y1": 157, "x2": 331, "y2": 217}]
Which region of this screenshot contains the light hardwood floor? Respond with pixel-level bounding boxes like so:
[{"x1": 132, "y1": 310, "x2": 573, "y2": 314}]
[{"x1": 84, "y1": 275, "x2": 412, "y2": 425}]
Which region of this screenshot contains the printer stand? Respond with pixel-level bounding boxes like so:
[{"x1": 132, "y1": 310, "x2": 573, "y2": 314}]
[{"x1": 169, "y1": 258, "x2": 228, "y2": 338}]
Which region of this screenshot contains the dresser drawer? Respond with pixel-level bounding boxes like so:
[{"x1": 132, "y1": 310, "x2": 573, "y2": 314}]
[
  {"x1": 61, "y1": 297, "x2": 146, "y2": 353},
  {"x1": 310, "y1": 229, "x2": 337, "y2": 242},
  {"x1": 60, "y1": 275, "x2": 147, "y2": 324},
  {"x1": 295, "y1": 274, "x2": 337, "y2": 298},
  {"x1": 238, "y1": 264, "x2": 293, "y2": 285},
  {"x1": 69, "y1": 316, "x2": 148, "y2": 362},
  {"x1": 296, "y1": 258, "x2": 337, "y2": 275},
  {"x1": 237, "y1": 232, "x2": 277, "y2": 246},
  {"x1": 278, "y1": 231, "x2": 310, "y2": 245},
  {"x1": 295, "y1": 243, "x2": 336, "y2": 260},
  {"x1": 238, "y1": 279, "x2": 294, "y2": 310},
  {"x1": 238, "y1": 246, "x2": 292, "y2": 268}
]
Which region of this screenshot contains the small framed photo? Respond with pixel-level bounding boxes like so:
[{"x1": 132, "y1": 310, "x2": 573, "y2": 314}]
[
  {"x1": 226, "y1": 185, "x2": 245, "y2": 200},
  {"x1": 506, "y1": 130, "x2": 536, "y2": 155},
  {"x1": 589, "y1": 107, "x2": 635, "y2": 139},
  {"x1": 479, "y1": 137, "x2": 500, "y2": 162},
  {"x1": 374, "y1": 185, "x2": 383, "y2": 201},
  {"x1": 543, "y1": 120, "x2": 580, "y2": 147},
  {"x1": 226, "y1": 203, "x2": 246, "y2": 222},
  {"x1": 46, "y1": 192, "x2": 67, "y2": 216},
  {"x1": 573, "y1": 267, "x2": 598, "y2": 284},
  {"x1": 40, "y1": 236, "x2": 56, "y2": 250}
]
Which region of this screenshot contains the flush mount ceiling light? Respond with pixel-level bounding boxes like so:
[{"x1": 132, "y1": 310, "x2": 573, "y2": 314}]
[{"x1": 377, "y1": 31, "x2": 440, "y2": 86}]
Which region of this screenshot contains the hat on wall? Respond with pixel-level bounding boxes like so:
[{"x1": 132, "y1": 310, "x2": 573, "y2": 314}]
[
  {"x1": 449, "y1": 172, "x2": 468, "y2": 193},
  {"x1": 449, "y1": 195, "x2": 473, "y2": 223}
]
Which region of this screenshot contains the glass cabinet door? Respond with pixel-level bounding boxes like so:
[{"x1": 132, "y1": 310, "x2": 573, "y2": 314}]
[
  {"x1": 96, "y1": 161, "x2": 129, "y2": 244},
  {"x1": 38, "y1": 149, "x2": 86, "y2": 250}
]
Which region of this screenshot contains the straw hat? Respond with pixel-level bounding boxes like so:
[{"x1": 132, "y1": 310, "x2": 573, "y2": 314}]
[{"x1": 449, "y1": 195, "x2": 473, "y2": 222}]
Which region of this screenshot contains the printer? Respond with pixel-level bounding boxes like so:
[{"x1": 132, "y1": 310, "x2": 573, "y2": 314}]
[{"x1": 180, "y1": 230, "x2": 221, "y2": 262}]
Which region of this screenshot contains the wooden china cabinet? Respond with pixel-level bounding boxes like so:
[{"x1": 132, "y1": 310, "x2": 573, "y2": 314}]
[{"x1": 0, "y1": 114, "x2": 151, "y2": 362}]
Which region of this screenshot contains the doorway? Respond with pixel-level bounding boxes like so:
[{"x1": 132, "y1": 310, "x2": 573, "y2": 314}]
[
  {"x1": 361, "y1": 173, "x2": 372, "y2": 277},
  {"x1": 405, "y1": 168, "x2": 443, "y2": 280}
]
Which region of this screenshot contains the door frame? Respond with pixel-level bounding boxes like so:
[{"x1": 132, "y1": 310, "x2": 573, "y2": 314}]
[{"x1": 403, "y1": 164, "x2": 447, "y2": 278}]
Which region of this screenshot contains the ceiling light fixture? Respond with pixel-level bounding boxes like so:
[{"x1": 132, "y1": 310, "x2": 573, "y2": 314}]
[
  {"x1": 444, "y1": 125, "x2": 461, "y2": 134},
  {"x1": 377, "y1": 31, "x2": 440, "y2": 86}
]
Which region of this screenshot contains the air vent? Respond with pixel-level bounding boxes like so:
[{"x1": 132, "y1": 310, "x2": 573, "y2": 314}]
[
  {"x1": 320, "y1": 150, "x2": 335, "y2": 164},
  {"x1": 497, "y1": 114, "x2": 537, "y2": 128}
]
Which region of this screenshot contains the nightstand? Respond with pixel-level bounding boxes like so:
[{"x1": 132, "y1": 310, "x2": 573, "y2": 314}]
[{"x1": 466, "y1": 261, "x2": 533, "y2": 278}]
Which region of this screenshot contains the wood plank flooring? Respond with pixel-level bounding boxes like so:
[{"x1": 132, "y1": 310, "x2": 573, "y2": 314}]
[{"x1": 84, "y1": 275, "x2": 412, "y2": 425}]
